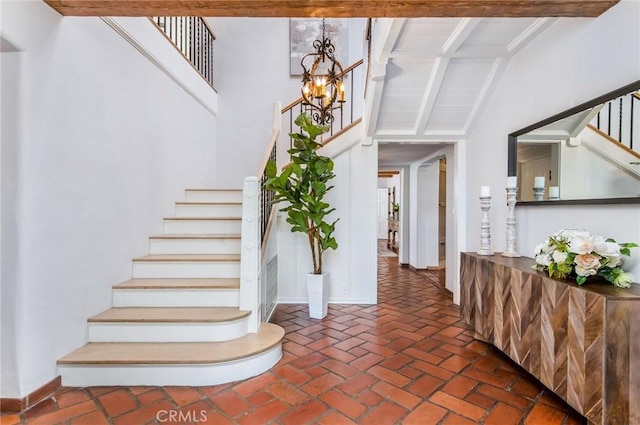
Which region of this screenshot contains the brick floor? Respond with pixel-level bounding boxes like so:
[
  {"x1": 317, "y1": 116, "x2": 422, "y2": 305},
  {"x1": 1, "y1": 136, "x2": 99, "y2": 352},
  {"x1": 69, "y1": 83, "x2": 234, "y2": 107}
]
[{"x1": 2, "y1": 256, "x2": 587, "y2": 424}]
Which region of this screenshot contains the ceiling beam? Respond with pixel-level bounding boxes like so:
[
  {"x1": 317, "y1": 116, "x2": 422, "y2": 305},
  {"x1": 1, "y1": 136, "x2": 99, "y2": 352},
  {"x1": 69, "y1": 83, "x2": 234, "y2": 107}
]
[{"x1": 43, "y1": 0, "x2": 619, "y2": 18}]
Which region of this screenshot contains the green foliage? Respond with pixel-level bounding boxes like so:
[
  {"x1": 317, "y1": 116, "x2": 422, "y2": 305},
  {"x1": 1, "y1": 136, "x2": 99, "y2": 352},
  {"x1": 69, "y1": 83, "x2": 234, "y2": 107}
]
[{"x1": 264, "y1": 113, "x2": 338, "y2": 274}]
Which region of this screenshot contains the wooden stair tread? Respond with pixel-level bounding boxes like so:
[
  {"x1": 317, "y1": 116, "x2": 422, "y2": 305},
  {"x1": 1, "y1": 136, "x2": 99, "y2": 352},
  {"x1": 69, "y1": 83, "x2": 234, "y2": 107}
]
[
  {"x1": 164, "y1": 217, "x2": 241, "y2": 221},
  {"x1": 113, "y1": 278, "x2": 240, "y2": 290},
  {"x1": 149, "y1": 234, "x2": 241, "y2": 240},
  {"x1": 58, "y1": 324, "x2": 284, "y2": 365},
  {"x1": 133, "y1": 254, "x2": 241, "y2": 262},
  {"x1": 88, "y1": 307, "x2": 249, "y2": 323}
]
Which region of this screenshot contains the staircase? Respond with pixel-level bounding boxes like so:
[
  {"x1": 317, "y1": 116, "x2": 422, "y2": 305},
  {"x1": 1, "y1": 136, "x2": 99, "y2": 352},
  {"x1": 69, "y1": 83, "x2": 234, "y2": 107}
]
[{"x1": 57, "y1": 189, "x2": 284, "y2": 387}]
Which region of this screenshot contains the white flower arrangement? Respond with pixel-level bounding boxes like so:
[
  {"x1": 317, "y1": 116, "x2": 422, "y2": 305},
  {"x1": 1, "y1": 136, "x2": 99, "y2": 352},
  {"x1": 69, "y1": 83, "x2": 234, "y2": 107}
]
[{"x1": 533, "y1": 229, "x2": 638, "y2": 288}]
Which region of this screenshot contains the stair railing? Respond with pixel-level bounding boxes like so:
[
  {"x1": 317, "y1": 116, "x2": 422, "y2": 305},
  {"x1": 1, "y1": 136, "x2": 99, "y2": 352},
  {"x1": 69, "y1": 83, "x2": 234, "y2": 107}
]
[
  {"x1": 151, "y1": 16, "x2": 216, "y2": 89},
  {"x1": 240, "y1": 102, "x2": 281, "y2": 331},
  {"x1": 592, "y1": 91, "x2": 639, "y2": 154},
  {"x1": 281, "y1": 59, "x2": 364, "y2": 148}
]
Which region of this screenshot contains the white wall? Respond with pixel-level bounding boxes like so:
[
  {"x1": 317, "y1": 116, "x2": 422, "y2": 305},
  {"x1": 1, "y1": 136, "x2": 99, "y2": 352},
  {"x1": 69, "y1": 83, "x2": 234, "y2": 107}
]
[
  {"x1": 1, "y1": 2, "x2": 218, "y2": 398},
  {"x1": 409, "y1": 163, "x2": 440, "y2": 269},
  {"x1": 209, "y1": 18, "x2": 367, "y2": 188},
  {"x1": 465, "y1": 0, "x2": 640, "y2": 281},
  {"x1": 277, "y1": 124, "x2": 377, "y2": 304}
]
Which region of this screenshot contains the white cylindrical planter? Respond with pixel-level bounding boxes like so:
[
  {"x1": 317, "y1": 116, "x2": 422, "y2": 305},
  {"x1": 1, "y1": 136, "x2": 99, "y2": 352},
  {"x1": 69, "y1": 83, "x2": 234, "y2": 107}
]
[{"x1": 307, "y1": 272, "x2": 329, "y2": 319}]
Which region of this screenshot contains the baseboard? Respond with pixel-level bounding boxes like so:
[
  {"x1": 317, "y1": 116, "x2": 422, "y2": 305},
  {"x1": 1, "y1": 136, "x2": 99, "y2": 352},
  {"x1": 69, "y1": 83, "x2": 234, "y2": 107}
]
[
  {"x1": 408, "y1": 265, "x2": 428, "y2": 272},
  {"x1": 400, "y1": 263, "x2": 409, "y2": 268},
  {"x1": 0, "y1": 376, "x2": 61, "y2": 413}
]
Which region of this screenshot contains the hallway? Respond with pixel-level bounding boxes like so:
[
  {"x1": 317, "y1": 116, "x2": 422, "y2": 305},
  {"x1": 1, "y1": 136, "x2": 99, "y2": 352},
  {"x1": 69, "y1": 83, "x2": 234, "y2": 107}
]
[{"x1": 2, "y1": 257, "x2": 585, "y2": 424}]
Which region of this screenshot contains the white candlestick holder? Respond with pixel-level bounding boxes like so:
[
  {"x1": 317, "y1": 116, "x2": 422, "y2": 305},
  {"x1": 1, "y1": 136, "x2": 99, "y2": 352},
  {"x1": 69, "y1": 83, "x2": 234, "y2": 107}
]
[
  {"x1": 533, "y1": 187, "x2": 545, "y2": 201},
  {"x1": 478, "y1": 196, "x2": 494, "y2": 255},
  {"x1": 502, "y1": 186, "x2": 521, "y2": 257}
]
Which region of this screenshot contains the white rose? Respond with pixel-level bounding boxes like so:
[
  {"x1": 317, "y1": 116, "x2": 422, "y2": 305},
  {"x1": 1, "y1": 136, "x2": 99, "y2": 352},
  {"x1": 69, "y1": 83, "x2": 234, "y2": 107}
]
[
  {"x1": 552, "y1": 251, "x2": 568, "y2": 264},
  {"x1": 594, "y1": 241, "x2": 622, "y2": 261},
  {"x1": 535, "y1": 253, "x2": 551, "y2": 266},
  {"x1": 575, "y1": 265, "x2": 598, "y2": 277}
]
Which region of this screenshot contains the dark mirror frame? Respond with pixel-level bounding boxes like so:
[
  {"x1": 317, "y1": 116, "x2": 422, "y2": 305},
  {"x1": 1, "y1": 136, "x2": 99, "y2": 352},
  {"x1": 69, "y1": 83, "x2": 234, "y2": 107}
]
[{"x1": 507, "y1": 79, "x2": 640, "y2": 205}]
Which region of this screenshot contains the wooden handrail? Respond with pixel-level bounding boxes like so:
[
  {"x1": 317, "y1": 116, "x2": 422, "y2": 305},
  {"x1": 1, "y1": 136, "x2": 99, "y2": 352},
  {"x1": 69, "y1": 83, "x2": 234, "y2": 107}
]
[
  {"x1": 320, "y1": 118, "x2": 362, "y2": 148},
  {"x1": 281, "y1": 59, "x2": 364, "y2": 114},
  {"x1": 587, "y1": 124, "x2": 640, "y2": 160}
]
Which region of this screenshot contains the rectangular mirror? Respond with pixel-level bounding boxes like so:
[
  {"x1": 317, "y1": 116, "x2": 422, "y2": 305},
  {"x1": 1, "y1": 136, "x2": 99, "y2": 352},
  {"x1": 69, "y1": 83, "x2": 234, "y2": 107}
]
[{"x1": 508, "y1": 80, "x2": 640, "y2": 203}]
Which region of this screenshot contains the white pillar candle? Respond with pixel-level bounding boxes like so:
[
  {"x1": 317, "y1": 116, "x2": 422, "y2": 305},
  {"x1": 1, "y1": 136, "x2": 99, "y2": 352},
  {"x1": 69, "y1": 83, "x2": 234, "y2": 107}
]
[
  {"x1": 534, "y1": 176, "x2": 545, "y2": 188},
  {"x1": 506, "y1": 176, "x2": 517, "y2": 188},
  {"x1": 480, "y1": 186, "x2": 490, "y2": 197},
  {"x1": 549, "y1": 186, "x2": 560, "y2": 198}
]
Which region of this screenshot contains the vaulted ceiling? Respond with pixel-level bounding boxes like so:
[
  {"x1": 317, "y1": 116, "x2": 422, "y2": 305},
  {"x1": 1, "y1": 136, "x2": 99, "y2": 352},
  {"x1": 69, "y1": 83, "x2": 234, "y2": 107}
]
[{"x1": 369, "y1": 17, "x2": 554, "y2": 142}]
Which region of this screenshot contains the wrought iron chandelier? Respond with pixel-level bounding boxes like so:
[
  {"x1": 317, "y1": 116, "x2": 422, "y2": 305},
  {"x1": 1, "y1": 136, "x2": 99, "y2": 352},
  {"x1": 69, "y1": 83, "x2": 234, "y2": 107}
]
[{"x1": 300, "y1": 19, "x2": 345, "y2": 125}]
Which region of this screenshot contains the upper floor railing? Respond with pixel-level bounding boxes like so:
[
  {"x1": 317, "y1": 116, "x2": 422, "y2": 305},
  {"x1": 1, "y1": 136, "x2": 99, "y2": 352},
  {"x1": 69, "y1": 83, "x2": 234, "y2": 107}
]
[
  {"x1": 592, "y1": 90, "x2": 639, "y2": 154},
  {"x1": 151, "y1": 17, "x2": 216, "y2": 89}
]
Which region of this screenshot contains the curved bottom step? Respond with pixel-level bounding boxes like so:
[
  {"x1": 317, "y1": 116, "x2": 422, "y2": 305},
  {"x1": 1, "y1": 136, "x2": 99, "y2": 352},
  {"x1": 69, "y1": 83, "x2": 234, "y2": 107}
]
[{"x1": 58, "y1": 324, "x2": 284, "y2": 386}]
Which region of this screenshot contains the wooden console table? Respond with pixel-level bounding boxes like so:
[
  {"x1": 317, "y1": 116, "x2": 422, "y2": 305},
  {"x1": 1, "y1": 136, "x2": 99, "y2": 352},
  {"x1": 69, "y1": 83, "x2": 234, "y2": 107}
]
[
  {"x1": 387, "y1": 219, "x2": 399, "y2": 254},
  {"x1": 460, "y1": 252, "x2": 640, "y2": 425}
]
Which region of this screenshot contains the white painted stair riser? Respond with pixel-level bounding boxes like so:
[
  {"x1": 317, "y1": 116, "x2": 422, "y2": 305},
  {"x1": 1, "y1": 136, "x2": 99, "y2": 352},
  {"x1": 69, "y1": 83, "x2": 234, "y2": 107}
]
[
  {"x1": 149, "y1": 238, "x2": 241, "y2": 255},
  {"x1": 113, "y1": 289, "x2": 240, "y2": 307},
  {"x1": 163, "y1": 219, "x2": 241, "y2": 235},
  {"x1": 175, "y1": 203, "x2": 242, "y2": 218},
  {"x1": 184, "y1": 190, "x2": 242, "y2": 203},
  {"x1": 88, "y1": 319, "x2": 248, "y2": 343},
  {"x1": 132, "y1": 261, "x2": 241, "y2": 279},
  {"x1": 58, "y1": 345, "x2": 282, "y2": 387}
]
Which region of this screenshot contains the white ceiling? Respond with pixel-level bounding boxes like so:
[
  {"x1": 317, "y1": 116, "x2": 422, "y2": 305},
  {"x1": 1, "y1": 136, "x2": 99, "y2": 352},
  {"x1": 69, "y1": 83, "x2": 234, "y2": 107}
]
[{"x1": 370, "y1": 17, "x2": 554, "y2": 168}]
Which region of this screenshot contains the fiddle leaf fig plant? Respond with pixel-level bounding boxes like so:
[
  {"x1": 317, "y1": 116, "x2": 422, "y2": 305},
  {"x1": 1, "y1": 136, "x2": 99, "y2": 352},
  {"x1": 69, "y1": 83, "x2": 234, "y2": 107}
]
[{"x1": 264, "y1": 113, "x2": 338, "y2": 275}]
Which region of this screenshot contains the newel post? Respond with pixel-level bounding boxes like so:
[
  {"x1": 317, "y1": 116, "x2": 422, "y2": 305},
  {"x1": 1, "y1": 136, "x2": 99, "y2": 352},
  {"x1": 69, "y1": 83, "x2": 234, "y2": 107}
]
[{"x1": 240, "y1": 177, "x2": 260, "y2": 333}]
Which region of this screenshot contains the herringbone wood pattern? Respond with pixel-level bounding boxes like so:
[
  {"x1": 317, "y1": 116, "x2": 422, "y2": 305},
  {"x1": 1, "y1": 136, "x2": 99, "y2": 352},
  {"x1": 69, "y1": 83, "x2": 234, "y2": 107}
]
[{"x1": 1, "y1": 257, "x2": 586, "y2": 424}]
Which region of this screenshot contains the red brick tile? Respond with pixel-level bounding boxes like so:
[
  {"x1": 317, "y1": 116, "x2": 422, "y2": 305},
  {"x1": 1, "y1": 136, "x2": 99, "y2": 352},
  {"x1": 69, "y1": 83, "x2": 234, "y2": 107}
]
[
  {"x1": 398, "y1": 366, "x2": 422, "y2": 379},
  {"x1": 237, "y1": 400, "x2": 289, "y2": 425},
  {"x1": 387, "y1": 337, "x2": 415, "y2": 351},
  {"x1": 289, "y1": 352, "x2": 327, "y2": 370},
  {"x1": 403, "y1": 347, "x2": 445, "y2": 365},
  {"x1": 0, "y1": 414, "x2": 22, "y2": 425},
  {"x1": 348, "y1": 346, "x2": 369, "y2": 357},
  {"x1": 112, "y1": 400, "x2": 173, "y2": 425},
  {"x1": 266, "y1": 382, "x2": 310, "y2": 406},
  {"x1": 55, "y1": 389, "x2": 90, "y2": 408},
  {"x1": 163, "y1": 386, "x2": 202, "y2": 407},
  {"x1": 524, "y1": 403, "x2": 568, "y2": 425},
  {"x1": 23, "y1": 398, "x2": 57, "y2": 421},
  {"x1": 441, "y1": 375, "x2": 479, "y2": 398},
  {"x1": 137, "y1": 389, "x2": 167, "y2": 406},
  {"x1": 440, "y1": 354, "x2": 472, "y2": 373},
  {"x1": 372, "y1": 382, "x2": 421, "y2": 409},
  {"x1": 203, "y1": 410, "x2": 234, "y2": 425},
  {"x1": 477, "y1": 384, "x2": 531, "y2": 409},
  {"x1": 510, "y1": 377, "x2": 543, "y2": 399},
  {"x1": 274, "y1": 364, "x2": 312, "y2": 385},
  {"x1": 87, "y1": 387, "x2": 116, "y2": 397},
  {"x1": 412, "y1": 360, "x2": 455, "y2": 380},
  {"x1": 429, "y1": 391, "x2": 486, "y2": 421},
  {"x1": 359, "y1": 401, "x2": 407, "y2": 425},
  {"x1": 246, "y1": 390, "x2": 273, "y2": 406},
  {"x1": 442, "y1": 412, "x2": 478, "y2": 425},
  {"x1": 334, "y1": 336, "x2": 366, "y2": 352},
  {"x1": 233, "y1": 373, "x2": 279, "y2": 397},
  {"x1": 69, "y1": 409, "x2": 109, "y2": 425},
  {"x1": 379, "y1": 353, "x2": 413, "y2": 371},
  {"x1": 320, "y1": 390, "x2": 367, "y2": 419},
  {"x1": 316, "y1": 411, "x2": 359, "y2": 425},
  {"x1": 407, "y1": 374, "x2": 445, "y2": 398},
  {"x1": 403, "y1": 401, "x2": 448, "y2": 425},
  {"x1": 307, "y1": 337, "x2": 339, "y2": 351},
  {"x1": 356, "y1": 389, "x2": 384, "y2": 407},
  {"x1": 473, "y1": 356, "x2": 500, "y2": 372},
  {"x1": 350, "y1": 353, "x2": 384, "y2": 370},
  {"x1": 210, "y1": 390, "x2": 250, "y2": 418},
  {"x1": 280, "y1": 400, "x2": 327, "y2": 425},
  {"x1": 462, "y1": 367, "x2": 512, "y2": 388},
  {"x1": 321, "y1": 359, "x2": 358, "y2": 378},
  {"x1": 484, "y1": 402, "x2": 523, "y2": 425},
  {"x1": 368, "y1": 365, "x2": 411, "y2": 387},
  {"x1": 301, "y1": 373, "x2": 344, "y2": 397},
  {"x1": 28, "y1": 400, "x2": 97, "y2": 425},
  {"x1": 128, "y1": 386, "x2": 154, "y2": 396},
  {"x1": 306, "y1": 365, "x2": 329, "y2": 377},
  {"x1": 97, "y1": 389, "x2": 137, "y2": 417},
  {"x1": 337, "y1": 374, "x2": 377, "y2": 396},
  {"x1": 360, "y1": 342, "x2": 396, "y2": 356},
  {"x1": 465, "y1": 392, "x2": 497, "y2": 409}
]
